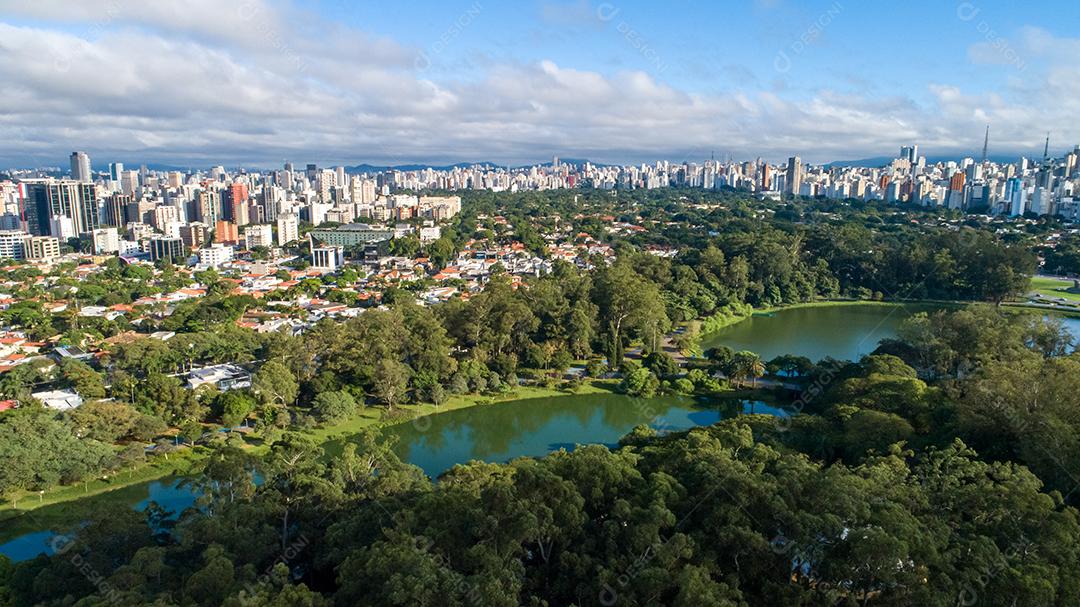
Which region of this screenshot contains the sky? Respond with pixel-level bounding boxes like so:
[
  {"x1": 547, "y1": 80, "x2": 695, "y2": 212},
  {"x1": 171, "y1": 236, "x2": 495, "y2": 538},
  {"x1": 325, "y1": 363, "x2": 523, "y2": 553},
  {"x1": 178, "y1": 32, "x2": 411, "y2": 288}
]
[{"x1": 0, "y1": 0, "x2": 1078, "y2": 168}]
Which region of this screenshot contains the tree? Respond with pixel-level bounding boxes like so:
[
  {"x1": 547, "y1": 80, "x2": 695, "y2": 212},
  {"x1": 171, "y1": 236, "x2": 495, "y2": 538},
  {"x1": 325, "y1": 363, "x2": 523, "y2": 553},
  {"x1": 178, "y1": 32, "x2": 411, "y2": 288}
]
[
  {"x1": 620, "y1": 367, "x2": 659, "y2": 398},
  {"x1": 312, "y1": 390, "x2": 358, "y2": 424},
  {"x1": 643, "y1": 351, "x2": 679, "y2": 377},
  {"x1": 730, "y1": 350, "x2": 764, "y2": 387},
  {"x1": 215, "y1": 391, "x2": 256, "y2": 427},
  {"x1": 253, "y1": 360, "x2": 299, "y2": 407},
  {"x1": 592, "y1": 261, "x2": 669, "y2": 366},
  {"x1": 372, "y1": 360, "x2": 410, "y2": 410},
  {"x1": 59, "y1": 358, "x2": 106, "y2": 399},
  {"x1": 66, "y1": 400, "x2": 141, "y2": 443}
]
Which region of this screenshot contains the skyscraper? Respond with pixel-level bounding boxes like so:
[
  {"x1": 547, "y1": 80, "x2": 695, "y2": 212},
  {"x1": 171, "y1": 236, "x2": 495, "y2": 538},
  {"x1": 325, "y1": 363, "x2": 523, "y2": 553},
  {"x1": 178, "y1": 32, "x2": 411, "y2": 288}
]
[
  {"x1": 108, "y1": 162, "x2": 124, "y2": 183},
  {"x1": 70, "y1": 152, "x2": 92, "y2": 182},
  {"x1": 785, "y1": 156, "x2": 802, "y2": 196}
]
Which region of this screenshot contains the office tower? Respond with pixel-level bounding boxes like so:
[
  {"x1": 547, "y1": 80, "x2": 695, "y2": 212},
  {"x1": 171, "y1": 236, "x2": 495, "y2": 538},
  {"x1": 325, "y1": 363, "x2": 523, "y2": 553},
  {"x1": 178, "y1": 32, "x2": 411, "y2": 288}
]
[
  {"x1": 1006, "y1": 177, "x2": 1025, "y2": 216},
  {"x1": 121, "y1": 170, "x2": 140, "y2": 196},
  {"x1": 23, "y1": 180, "x2": 101, "y2": 236},
  {"x1": 108, "y1": 162, "x2": 124, "y2": 182},
  {"x1": 785, "y1": 156, "x2": 802, "y2": 196},
  {"x1": 306, "y1": 164, "x2": 318, "y2": 181},
  {"x1": 70, "y1": 152, "x2": 92, "y2": 182},
  {"x1": 149, "y1": 236, "x2": 185, "y2": 262},
  {"x1": 104, "y1": 194, "x2": 132, "y2": 227}
]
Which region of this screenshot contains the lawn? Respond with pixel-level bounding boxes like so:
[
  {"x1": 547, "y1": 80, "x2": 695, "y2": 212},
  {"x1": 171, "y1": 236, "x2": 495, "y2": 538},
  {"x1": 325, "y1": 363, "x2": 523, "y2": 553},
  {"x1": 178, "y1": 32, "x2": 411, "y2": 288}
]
[{"x1": 1029, "y1": 276, "x2": 1080, "y2": 303}]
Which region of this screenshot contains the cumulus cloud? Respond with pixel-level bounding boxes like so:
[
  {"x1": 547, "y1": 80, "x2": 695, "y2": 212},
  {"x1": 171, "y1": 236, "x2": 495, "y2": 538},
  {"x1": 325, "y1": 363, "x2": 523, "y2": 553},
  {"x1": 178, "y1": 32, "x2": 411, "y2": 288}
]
[{"x1": 0, "y1": 2, "x2": 1078, "y2": 167}]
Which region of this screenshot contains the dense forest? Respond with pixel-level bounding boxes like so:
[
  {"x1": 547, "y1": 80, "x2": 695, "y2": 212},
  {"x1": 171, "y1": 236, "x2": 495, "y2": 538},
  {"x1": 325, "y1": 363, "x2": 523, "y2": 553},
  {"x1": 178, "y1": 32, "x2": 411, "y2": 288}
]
[{"x1": 3, "y1": 308, "x2": 1080, "y2": 606}]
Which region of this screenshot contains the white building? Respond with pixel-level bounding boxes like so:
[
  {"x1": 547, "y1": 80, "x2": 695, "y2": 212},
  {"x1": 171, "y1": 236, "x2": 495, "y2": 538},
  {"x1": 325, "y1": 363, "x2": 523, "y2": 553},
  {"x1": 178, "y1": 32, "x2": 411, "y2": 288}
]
[
  {"x1": 32, "y1": 388, "x2": 84, "y2": 411},
  {"x1": 244, "y1": 224, "x2": 274, "y2": 249},
  {"x1": 198, "y1": 243, "x2": 235, "y2": 269},
  {"x1": 187, "y1": 364, "x2": 251, "y2": 391},
  {"x1": 311, "y1": 245, "x2": 344, "y2": 271},
  {"x1": 28, "y1": 236, "x2": 61, "y2": 261},
  {"x1": 276, "y1": 213, "x2": 299, "y2": 246},
  {"x1": 0, "y1": 230, "x2": 30, "y2": 260},
  {"x1": 91, "y1": 227, "x2": 120, "y2": 254}
]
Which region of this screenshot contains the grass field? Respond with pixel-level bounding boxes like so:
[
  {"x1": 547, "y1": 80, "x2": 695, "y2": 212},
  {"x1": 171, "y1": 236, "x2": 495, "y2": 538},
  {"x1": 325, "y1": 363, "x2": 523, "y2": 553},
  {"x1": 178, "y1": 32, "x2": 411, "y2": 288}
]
[{"x1": 1029, "y1": 276, "x2": 1080, "y2": 303}]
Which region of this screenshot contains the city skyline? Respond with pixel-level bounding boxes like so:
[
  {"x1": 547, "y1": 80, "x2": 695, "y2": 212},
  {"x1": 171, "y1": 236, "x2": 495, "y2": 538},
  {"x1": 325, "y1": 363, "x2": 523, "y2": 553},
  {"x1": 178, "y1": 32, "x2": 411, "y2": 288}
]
[{"x1": 1, "y1": 0, "x2": 1079, "y2": 166}]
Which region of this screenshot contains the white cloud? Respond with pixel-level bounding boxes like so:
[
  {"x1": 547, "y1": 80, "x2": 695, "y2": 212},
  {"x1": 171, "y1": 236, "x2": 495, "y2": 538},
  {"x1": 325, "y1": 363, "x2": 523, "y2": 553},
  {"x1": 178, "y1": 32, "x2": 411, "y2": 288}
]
[{"x1": 0, "y1": 4, "x2": 1079, "y2": 167}]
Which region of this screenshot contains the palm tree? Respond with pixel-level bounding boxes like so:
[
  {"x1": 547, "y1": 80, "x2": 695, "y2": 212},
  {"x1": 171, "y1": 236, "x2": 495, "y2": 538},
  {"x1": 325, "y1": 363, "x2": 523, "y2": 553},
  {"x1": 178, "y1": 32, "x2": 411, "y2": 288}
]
[{"x1": 748, "y1": 357, "x2": 765, "y2": 388}]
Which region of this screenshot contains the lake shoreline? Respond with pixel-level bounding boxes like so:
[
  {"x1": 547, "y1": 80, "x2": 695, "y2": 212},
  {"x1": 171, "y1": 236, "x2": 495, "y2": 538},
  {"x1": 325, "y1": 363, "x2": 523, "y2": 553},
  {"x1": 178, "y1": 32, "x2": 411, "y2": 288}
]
[
  {"x1": 0, "y1": 382, "x2": 619, "y2": 547},
  {"x1": 694, "y1": 296, "x2": 1080, "y2": 344}
]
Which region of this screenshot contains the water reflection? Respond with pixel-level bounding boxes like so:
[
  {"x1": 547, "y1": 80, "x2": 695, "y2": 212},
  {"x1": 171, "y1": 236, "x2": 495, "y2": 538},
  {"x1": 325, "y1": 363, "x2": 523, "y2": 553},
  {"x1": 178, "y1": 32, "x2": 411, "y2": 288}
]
[{"x1": 385, "y1": 393, "x2": 776, "y2": 478}]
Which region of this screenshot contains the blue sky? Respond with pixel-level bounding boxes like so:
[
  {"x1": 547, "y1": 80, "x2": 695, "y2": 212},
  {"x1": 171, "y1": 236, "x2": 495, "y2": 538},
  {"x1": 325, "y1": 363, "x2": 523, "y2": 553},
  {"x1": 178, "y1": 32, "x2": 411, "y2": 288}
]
[{"x1": 0, "y1": 0, "x2": 1077, "y2": 167}]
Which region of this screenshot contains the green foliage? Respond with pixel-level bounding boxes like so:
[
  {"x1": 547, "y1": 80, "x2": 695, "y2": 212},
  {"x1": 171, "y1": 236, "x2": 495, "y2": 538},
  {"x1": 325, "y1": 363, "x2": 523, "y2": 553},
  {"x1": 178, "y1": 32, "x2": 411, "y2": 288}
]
[
  {"x1": 312, "y1": 390, "x2": 358, "y2": 424},
  {"x1": 620, "y1": 367, "x2": 659, "y2": 398},
  {"x1": 0, "y1": 408, "x2": 114, "y2": 499}
]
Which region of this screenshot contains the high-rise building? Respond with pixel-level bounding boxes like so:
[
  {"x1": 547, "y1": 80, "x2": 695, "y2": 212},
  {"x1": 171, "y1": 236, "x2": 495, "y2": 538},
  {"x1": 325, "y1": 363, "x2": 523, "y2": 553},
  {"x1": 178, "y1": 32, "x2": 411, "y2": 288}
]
[
  {"x1": 215, "y1": 220, "x2": 239, "y2": 244},
  {"x1": 243, "y1": 224, "x2": 273, "y2": 249},
  {"x1": 104, "y1": 194, "x2": 132, "y2": 227},
  {"x1": 0, "y1": 230, "x2": 31, "y2": 260},
  {"x1": 179, "y1": 223, "x2": 209, "y2": 249},
  {"x1": 227, "y1": 183, "x2": 249, "y2": 225},
  {"x1": 196, "y1": 190, "x2": 220, "y2": 225},
  {"x1": 785, "y1": 156, "x2": 802, "y2": 196},
  {"x1": 108, "y1": 162, "x2": 124, "y2": 183},
  {"x1": 149, "y1": 236, "x2": 185, "y2": 262},
  {"x1": 276, "y1": 213, "x2": 299, "y2": 246},
  {"x1": 91, "y1": 227, "x2": 120, "y2": 254},
  {"x1": 27, "y1": 236, "x2": 61, "y2": 261},
  {"x1": 20, "y1": 179, "x2": 101, "y2": 236},
  {"x1": 70, "y1": 152, "x2": 92, "y2": 183}
]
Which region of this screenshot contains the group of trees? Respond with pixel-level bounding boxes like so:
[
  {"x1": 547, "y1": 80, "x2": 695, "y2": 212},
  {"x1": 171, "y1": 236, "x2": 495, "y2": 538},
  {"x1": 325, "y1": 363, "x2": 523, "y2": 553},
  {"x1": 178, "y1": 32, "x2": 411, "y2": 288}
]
[
  {"x1": 5, "y1": 415, "x2": 1079, "y2": 605},
  {"x1": 0, "y1": 187, "x2": 1073, "y2": 605}
]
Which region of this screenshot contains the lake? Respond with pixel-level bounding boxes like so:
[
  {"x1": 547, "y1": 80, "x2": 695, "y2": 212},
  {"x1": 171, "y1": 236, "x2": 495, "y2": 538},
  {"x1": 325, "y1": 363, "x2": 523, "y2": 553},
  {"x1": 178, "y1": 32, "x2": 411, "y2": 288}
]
[
  {"x1": 699, "y1": 303, "x2": 946, "y2": 362},
  {"x1": 0, "y1": 393, "x2": 778, "y2": 561},
  {"x1": 386, "y1": 393, "x2": 785, "y2": 478}
]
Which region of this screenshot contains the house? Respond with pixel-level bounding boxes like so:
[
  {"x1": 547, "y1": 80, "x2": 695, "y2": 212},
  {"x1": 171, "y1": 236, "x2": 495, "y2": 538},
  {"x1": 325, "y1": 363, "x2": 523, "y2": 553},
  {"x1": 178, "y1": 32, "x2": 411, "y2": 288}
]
[
  {"x1": 31, "y1": 389, "x2": 84, "y2": 411},
  {"x1": 187, "y1": 364, "x2": 252, "y2": 391}
]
